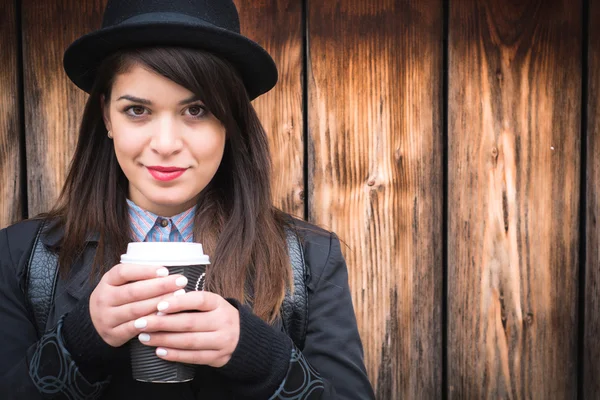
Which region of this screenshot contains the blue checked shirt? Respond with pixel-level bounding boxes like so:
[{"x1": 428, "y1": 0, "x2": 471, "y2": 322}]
[{"x1": 126, "y1": 199, "x2": 196, "y2": 243}]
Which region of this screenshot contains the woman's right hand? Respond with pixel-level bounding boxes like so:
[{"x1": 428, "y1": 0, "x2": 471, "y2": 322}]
[{"x1": 89, "y1": 264, "x2": 188, "y2": 347}]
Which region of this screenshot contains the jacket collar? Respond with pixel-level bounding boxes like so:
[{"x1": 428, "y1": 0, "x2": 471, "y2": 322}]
[
  {"x1": 39, "y1": 218, "x2": 100, "y2": 248},
  {"x1": 39, "y1": 219, "x2": 101, "y2": 301}
]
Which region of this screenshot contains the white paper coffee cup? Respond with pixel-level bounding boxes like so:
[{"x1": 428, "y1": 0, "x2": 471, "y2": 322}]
[
  {"x1": 121, "y1": 242, "x2": 210, "y2": 383},
  {"x1": 121, "y1": 242, "x2": 210, "y2": 266}
]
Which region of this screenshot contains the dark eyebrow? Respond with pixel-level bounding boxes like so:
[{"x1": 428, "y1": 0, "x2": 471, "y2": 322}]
[
  {"x1": 116, "y1": 94, "x2": 201, "y2": 106},
  {"x1": 116, "y1": 95, "x2": 152, "y2": 105}
]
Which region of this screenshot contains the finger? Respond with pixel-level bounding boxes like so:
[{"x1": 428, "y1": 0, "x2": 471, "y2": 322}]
[
  {"x1": 107, "y1": 309, "x2": 176, "y2": 346},
  {"x1": 137, "y1": 331, "x2": 226, "y2": 351},
  {"x1": 156, "y1": 291, "x2": 222, "y2": 314},
  {"x1": 112, "y1": 275, "x2": 189, "y2": 305},
  {"x1": 111, "y1": 289, "x2": 185, "y2": 324},
  {"x1": 104, "y1": 263, "x2": 170, "y2": 286},
  {"x1": 154, "y1": 347, "x2": 227, "y2": 367},
  {"x1": 107, "y1": 317, "x2": 152, "y2": 346},
  {"x1": 137, "y1": 311, "x2": 221, "y2": 333}
]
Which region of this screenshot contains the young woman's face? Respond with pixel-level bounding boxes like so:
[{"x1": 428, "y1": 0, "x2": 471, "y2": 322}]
[{"x1": 102, "y1": 64, "x2": 226, "y2": 216}]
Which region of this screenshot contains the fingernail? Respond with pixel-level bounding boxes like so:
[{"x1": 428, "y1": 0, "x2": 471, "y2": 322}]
[
  {"x1": 134, "y1": 318, "x2": 147, "y2": 329},
  {"x1": 156, "y1": 311, "x2": 165, "y2": 316},
  {"x1": 156, "y1": 268, "x2": 169, "y2": 277},
  {"x1": 138, "y1": 333, "x2": 151, "y2": 342},
  {"x1": 156, "y1": 348, "x2": 168, "y2": 357},
  {"x1": 157, "y1": 301, "x2": 169, "y2": 311},
  {"x1": 174, "y1": 289, "x2": 186, "y2": 296},
  {"x1": 175, "y1": 276, "x2": 188, "y2": 287}
]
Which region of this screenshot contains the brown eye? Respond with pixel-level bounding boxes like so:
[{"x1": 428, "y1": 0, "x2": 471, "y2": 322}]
[
  {"x1": 124, "y1": 105, "x2": 148, "y2": 118},
  {"x1": 131, "y1": 106, "x2": 145, "y2": 115},
  {"x1": 187, "y1": 105, "x2": 206, "y2": 118}
]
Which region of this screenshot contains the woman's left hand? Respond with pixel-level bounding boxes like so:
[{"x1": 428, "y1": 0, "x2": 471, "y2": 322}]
[{"x1": 134, "y1": 291, "x2": 240, "y2": 368}]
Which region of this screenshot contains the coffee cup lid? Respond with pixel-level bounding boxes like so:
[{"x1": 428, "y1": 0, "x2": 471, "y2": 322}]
[{"x1": 120, "y1": 242, "x2": 210, "y2": 266}]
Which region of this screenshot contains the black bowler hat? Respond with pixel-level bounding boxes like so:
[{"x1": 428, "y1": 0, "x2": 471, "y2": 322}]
[{"x1": 63, "y1": 0, "x2": 278, "y2": 100}]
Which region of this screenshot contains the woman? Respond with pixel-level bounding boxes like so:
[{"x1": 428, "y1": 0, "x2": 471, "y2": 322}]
[{"x1": 0, "y1": 0, "x2": 374, "y2": 399}]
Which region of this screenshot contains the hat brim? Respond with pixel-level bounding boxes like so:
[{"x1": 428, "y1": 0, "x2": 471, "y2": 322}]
[{"x1": 63, "y1": 16, "x2": 278, "y2": 100}]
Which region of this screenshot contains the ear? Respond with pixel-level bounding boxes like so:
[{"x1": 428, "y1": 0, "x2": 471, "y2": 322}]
[{"x1": 100, "y1": 94, "x2": 111, "y2": 132}]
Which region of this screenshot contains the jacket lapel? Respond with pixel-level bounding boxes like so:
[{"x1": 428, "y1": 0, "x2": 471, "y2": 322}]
[
  {"x1": 40, "y1": 222, "x2": 101, "y2": 326},
  {"x1": 64, "y1": 243, "x2": 100, "y2": 301}
]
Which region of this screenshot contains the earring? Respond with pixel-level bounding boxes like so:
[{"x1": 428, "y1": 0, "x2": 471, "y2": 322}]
[{"x1": 107, "y1": 130, "x2": 112, "y2": 139}]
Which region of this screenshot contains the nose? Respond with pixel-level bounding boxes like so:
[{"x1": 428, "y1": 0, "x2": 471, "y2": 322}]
[{"x1": 149, "y1": 119, "x2": 183, "y2": 156}]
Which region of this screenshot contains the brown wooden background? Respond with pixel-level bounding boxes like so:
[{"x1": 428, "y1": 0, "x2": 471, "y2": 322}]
[{"x1": 0, "y1": 0, "x2": 598, "y2": 398}]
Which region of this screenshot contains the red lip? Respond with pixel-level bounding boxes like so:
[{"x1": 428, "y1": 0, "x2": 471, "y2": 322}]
[
  {"x1": 146, "y1": 166, "x2": 187, "y2": 182},
  {"x1": 147, "y1": 166, "x2": 186, "y2": 173}
]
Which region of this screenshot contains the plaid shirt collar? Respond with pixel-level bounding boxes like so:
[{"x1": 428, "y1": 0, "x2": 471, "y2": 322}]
[{"x1": 126, "y1": 198, "x2": 196, "y2": 242}]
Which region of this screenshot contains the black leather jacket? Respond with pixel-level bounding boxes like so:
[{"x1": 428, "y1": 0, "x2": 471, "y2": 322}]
[{"x1": 0, "y1": 218, "x2": 375, "y2": 399}]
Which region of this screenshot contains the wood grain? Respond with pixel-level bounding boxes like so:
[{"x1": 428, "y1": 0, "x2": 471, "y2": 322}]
[
  {"x1": 21, "y1": 1, "x2": 106, "y2": 216},
  {"x1": 448, "y1": 0, "x2": 581, "y2": 398},
  {"x1": 0, "y1": 0, "x2": 22, "y2": 228},
  {"x1": 234, "y1": 0, "x2": 304, "y2": 217},
  {"x1": 308, "y1": 1, "x2": 443, "y2": 397},
  {"x1": 584, "y1": 0, "x2": 600, "y2": 397}
]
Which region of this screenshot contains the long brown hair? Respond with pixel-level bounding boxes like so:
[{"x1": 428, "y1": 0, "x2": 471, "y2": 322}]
[{"x1": 46, "y1": 47, "x2": 291, "y2": 322}]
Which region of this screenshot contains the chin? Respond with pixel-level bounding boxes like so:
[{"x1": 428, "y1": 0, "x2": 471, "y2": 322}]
[
  {"x1": 144, "y1": 191, "x2": 196, "y2": 207},
  {"x1": 156, "y1": 196, "x2": 195, "y2": 207}
]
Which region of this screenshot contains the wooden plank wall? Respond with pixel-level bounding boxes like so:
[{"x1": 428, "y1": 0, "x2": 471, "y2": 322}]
[
  {"x1": 0, "y1": 0, "x2": 596, "y2": 398},
  {"x1": 21, "y1": 0, "x2": 106, "y2": 216},
  {"x1": 0, "y1": 0, "x2": 22, "y2": 225},
  {"x1": 235, "y1": 0, "x2": 304, "y2": 217},
  {"x1": 585, "y1": 0, "x2": 600, "y2": 398},
  {"x1": 307, "y1": 1, "x2": 443, "y2": 398},
  {"x1": 448, "y1": 0, "x2": 582, "y2": 398}
]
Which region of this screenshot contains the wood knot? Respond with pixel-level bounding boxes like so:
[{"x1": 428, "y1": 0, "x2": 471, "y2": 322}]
[
  {"x1": 368, "y1": 180, "x2": 376, "y2": 187},
  {"x1": 525, "y1": 313, "x2": 534, "y2": 325},
  {"x1": 491, "y1": 147, "x2": 499, "y2": 167},
  {"x1": 298, "y1": 190, "x2": 305, "y2": 201},
  {"x1": 394, "y1": 149, "x2": 402, "y2": 162},
  {"x1": 283, "y1": 122, "x2": 294, "y2": 135}
]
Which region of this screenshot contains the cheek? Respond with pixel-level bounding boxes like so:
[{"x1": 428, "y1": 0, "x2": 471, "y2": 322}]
[
  {"x1": 190, "y1": 133, "x2": 226, "y2": 161},
  {"x1": 112, "y1": 139, "x2": 145, "y2": 178},
  {"x1": 113, "y1": 135, "x2": 144, "y2": 161}
]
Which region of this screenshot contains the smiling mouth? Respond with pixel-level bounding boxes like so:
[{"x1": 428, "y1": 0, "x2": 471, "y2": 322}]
[{"x1": 146, "y1": 166, "x2": 187, "y2": 182}]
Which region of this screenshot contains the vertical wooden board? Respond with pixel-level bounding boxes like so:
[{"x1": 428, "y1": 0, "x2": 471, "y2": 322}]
[
  {"x1": 234, "y1": 0, "x2": 304, "y2": 216},
  {"x1": 22, "y1": 1, "x2": 106, "y2": 216},
  {"x1": 0, "y1": 0, "x2": 22, "y2": 228},
  {"x1": 448, "y1": 0, "x2": 581, "y2": 398},
  {"x1": 584, "y1": 0, "x2": 600, "y2": 397},
  {"x1": 308, "y1": 0, "x2": 443, "y2": 397}
]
